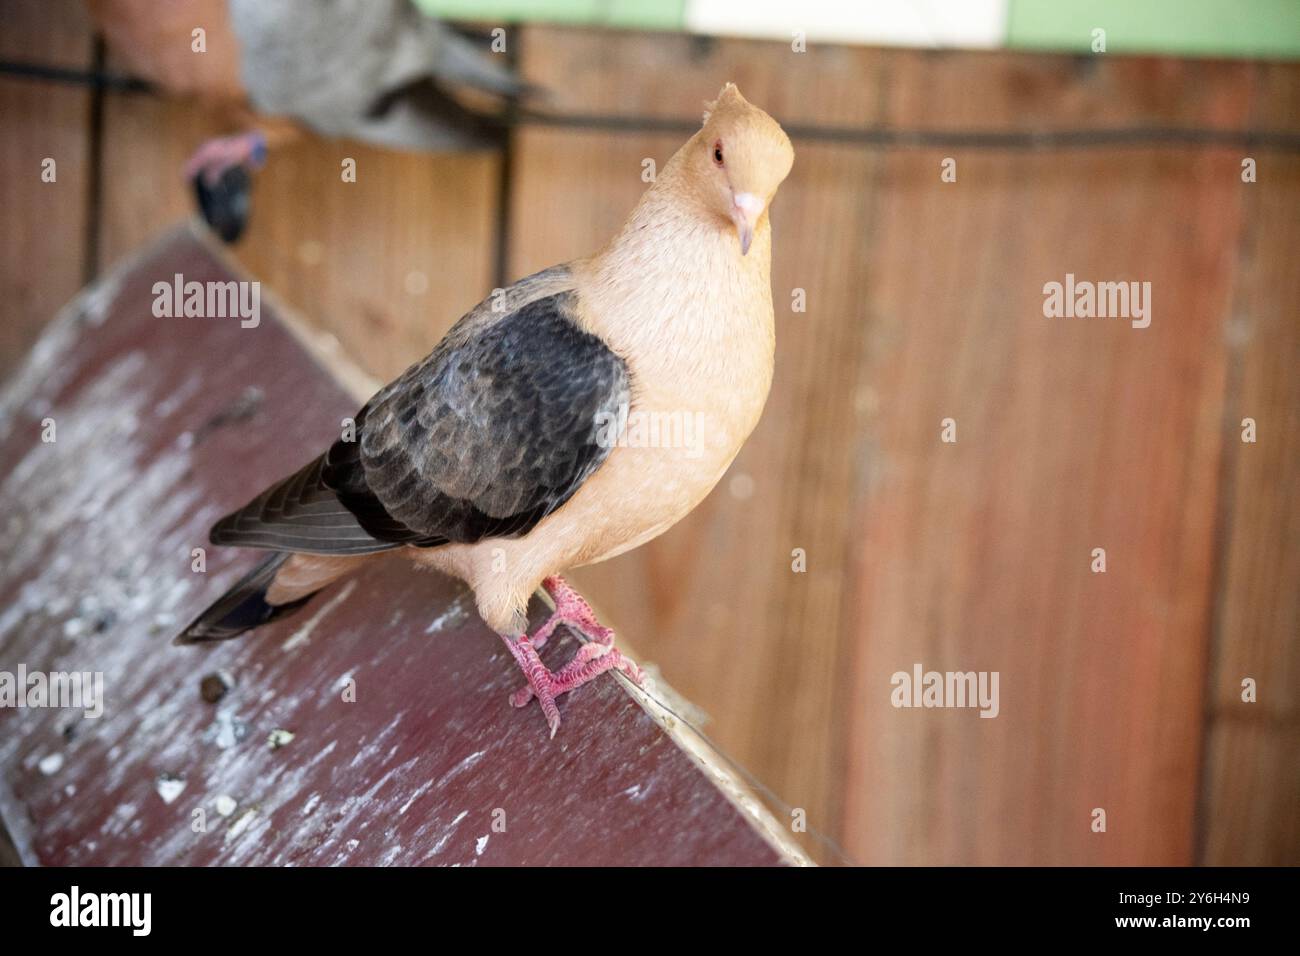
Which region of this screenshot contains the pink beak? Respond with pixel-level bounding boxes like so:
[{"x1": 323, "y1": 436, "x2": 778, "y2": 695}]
[{"x1": 731, "y1": 192, "x2": 764, "y2": 256}]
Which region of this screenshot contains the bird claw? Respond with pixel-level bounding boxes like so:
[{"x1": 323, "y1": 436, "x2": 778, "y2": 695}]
[
  {"x1": 500, "y1": 576, "x2": 645, "y2": 737},
  {"x1": 510, "y1": 672, "x2": 561, "y2": 738},
  {"x1": 184, "y1": 131, "x2": 267, "y2": 186}
]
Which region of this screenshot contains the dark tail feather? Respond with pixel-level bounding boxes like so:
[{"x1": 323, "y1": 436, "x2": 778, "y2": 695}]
[{"x1": 175, "y1": 552, "x2": 317, "y2": 644}]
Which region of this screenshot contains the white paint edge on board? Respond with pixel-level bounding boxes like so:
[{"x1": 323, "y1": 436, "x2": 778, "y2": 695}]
[{"x1": 686, "y1": 0, "x2": 1009, "y2": 49}]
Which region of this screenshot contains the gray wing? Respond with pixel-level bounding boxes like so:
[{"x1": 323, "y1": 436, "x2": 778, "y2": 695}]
[
  {"x1": 358, "y1": 289, "x2": 630, "y2": 542},
  {"x1": 212, "y1": 281, "x2": 630, "y2": 553}
]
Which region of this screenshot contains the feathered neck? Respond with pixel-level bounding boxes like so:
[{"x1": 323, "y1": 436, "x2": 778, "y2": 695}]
[{"x1": 575, "y1": 137, "x2": 776, "y2": 392}]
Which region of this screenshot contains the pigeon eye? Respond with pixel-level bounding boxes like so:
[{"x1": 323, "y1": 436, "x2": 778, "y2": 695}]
[{"x1": 713, "y1": 141, "x2": 724, "y2": 166}]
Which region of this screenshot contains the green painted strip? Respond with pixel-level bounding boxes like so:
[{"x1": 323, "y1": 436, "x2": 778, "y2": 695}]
[
  {"x1": 1007, "y1": 0, "x2": 1300, "y2": 60},
  {"x1": 414, "y1": 0, "x2": 686, "y2": 31}
]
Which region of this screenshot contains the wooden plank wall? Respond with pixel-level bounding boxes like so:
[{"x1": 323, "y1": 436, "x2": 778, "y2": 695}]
[
  {"x1": 2, "y1": 10, "x2": 1296, "y2": 865},
  {"x1": 0, "y1": 0, "x2": 94, "y2": 378},
  {"x1": 1197, "y1": 64, "x2": 1300, "y2": 866},
  {"x1": 839, "y1": 53, "x2": 1247, "y2": 866}
]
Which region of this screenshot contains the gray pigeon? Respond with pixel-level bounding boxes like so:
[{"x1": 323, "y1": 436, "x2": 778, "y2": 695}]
[
  {"x1": 229, "y1": 0, "x2": 523, "y2": 151},
  {"x1": 158, "y1": 0, "x2": 529, "y2": 239}
]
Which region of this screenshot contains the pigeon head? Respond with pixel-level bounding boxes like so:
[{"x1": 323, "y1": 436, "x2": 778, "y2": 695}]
[{"x1": 696, "y1": 84, "x2": 794, "y2": 255}]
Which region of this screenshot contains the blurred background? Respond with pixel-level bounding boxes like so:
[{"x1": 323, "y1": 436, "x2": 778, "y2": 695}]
[{"x1": 2, "y1": 0, "x2": 1297, "y2": 865}]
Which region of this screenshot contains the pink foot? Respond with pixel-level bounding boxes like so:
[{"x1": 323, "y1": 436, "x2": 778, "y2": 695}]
[
  {"x1": 499, "y1": 576, "x2": 645, "y2": 738},
  {"x1": 184, "y1": 130, "x2": 267, "y2": 186}
]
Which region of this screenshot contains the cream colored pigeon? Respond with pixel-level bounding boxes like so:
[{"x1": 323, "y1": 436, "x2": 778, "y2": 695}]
[{"x1": 180, "y1": 84, "x2": 795, "y2": 738}]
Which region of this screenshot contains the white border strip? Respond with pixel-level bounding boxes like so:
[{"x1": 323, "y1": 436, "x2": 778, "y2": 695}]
[{"x1": 686, "y1": 0, "x2": 1009, "y2": 49}]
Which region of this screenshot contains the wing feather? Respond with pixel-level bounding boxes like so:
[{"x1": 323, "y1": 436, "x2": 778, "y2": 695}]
[{"x1": 209, "y1": 272, "x2": 629, "y2": 555}]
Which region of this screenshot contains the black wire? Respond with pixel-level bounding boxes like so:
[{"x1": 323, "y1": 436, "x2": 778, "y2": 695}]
[
  {"x1": 492, "y1": 25, "x2": 522, "y2": 291},
  {"x1": 5, "y1": 58, "x2": 1299, "y2": 153},
  {"x1": 82, "y1": 39, "x2": 108, "y2": 286},
  {"x1": 514, "y1": 106, "x2": 1300, "y2": 152},
  {"x1": 0, "y1": 59, "x2": 152, "y2": 93}
]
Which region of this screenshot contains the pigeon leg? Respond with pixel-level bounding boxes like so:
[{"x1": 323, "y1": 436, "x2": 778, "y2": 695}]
[
  {"x1": 501, "y1": 575, "x2": 645, "y2": 737},
  {"x1": 185, "y1": 130, "x2": 269, "y2": 243}
]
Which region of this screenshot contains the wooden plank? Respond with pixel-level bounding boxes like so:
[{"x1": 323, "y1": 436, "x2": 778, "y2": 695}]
[
  {"x1": 0, "y1": 0, "x2": 94, "y2": 378},
  {"x1": 0, "y1": 227, "x2": 800, "y2": 866},
  {"x1": 511, "y1": 25, "x2": 885, "y2": 858},
  {"x1": 840, "y1": 52, "x2": 1258, "y2": 865},
  {"x1": 1198, "y1": 62, "x2": 1300, "y2": 866},
  {"x1": 97, "y1": 91, "x2": 500, "y2": 383}
]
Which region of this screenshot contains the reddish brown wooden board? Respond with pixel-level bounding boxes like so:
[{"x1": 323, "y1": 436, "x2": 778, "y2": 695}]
[{"x1": 0, "y1": 226, "x2": 792, "y2": 866}]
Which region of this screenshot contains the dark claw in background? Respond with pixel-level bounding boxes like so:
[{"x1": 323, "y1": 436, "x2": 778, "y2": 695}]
[{"x1": 193, "y1": 165, "x2": 252, "y2": 244}]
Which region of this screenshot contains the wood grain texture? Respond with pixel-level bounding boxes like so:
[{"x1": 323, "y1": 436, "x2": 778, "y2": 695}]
[
  {"x1": 0, "y1": 0, "x2": 94, "y2": 378},
  {"x1": 1198, "y1": 62, "x2": 1300, "y2": 866},
  {"x1": 96, "y1": 91, "x2": 229, "y2": 267},
  {"x1": 236, "y1": 140, "x2": 499, "y2": 382},
  {"x1": 841, "y1": 51, "x2": 1256, "y2": 866},
  {"x1": 0, "y1": 229, "x2": 791, "y2": 867},
  {"x1": 510, "y1": 26, "x2": 886, "y2": 856}
]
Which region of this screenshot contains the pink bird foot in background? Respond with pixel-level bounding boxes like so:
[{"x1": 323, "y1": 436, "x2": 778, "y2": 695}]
[
  {"x1": 501, "y1": 575, "x2": 646, "y2": 738},
  {"x1": 183, "y1": 130, "x2": 268, "y2": 186},
  {"x1": 185, "y1": 130, "x2": 269, "y2": 243}
]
